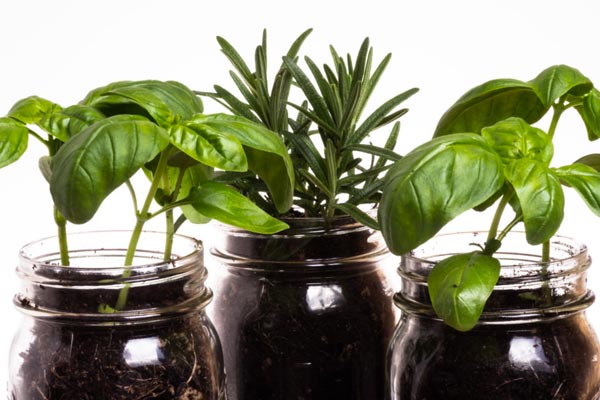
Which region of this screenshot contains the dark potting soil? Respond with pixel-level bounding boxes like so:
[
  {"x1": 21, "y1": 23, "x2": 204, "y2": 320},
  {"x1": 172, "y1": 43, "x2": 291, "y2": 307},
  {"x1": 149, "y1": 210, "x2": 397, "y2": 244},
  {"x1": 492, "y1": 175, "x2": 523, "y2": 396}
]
[
  {"x1": 11, "y1": 314, "x2": 224, "y2": 400},
  {"x1": 391, "y1": 315, "x2": 600, "y2": 400}
]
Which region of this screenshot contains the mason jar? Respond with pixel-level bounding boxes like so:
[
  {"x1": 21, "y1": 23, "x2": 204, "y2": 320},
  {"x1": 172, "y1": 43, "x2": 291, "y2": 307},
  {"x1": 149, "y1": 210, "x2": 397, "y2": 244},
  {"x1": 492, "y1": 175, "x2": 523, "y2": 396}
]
[
  {"x1": 9, "y1": 231, "x2": 226, "y2": 400},
  {"x1": 209, "y1": 216, "x2": 397, "y2": 400},
  {"x1": 387, "y1": 231, "x2": 600, "y2": 400}
]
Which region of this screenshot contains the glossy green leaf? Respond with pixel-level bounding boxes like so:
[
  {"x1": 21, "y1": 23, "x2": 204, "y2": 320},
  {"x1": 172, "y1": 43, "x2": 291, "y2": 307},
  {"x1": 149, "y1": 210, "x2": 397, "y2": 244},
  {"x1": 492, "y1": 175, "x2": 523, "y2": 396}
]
[
  {"x1": 168, "y1": 123, "x2": 247, "y2": 171},
  {"x1": 40, "y1": 104, "x2": 106, "y2": 142},
  {"x1": 50, "y1": 115, "x2": 170, "y2": 224},
  {"x1": 7, "y1": 96, "x2": 61, "y2": 125},
  {"x1": 504, "y1": 159, "x2": 564, "y2": 244},
  {"x1": 434, "y1": 79, "x2": 547, "y2": 136},
  {"x1": 378, "y1": 134, "x2": 505, "y2": 255},
  {"x1": 82, "y1": 80, "x2": 203, "y2": 128},
  {"x1": 554, "y1": 163, "x2": 600, "y2": 217},
  {"x1": 428, "y1": 252, "x2": 501, "y2": 332},
  {"x1": 574, "y1": 153, "x2": 600, "y2": 171},
  {"x1": 529, "y1": 64, "x2": 592, "y2": 107},
  {"x1": 184, "y1": 181, "x2": 289, "y2": 234},
  {"x1": 187, "y1": 114, "x2": 294, "y2": 213},
  {"x1": 0, "y1": 117, "x2": 29, "y2": 168},
  {"x1": 481, "y1": 117, "x2": 553, "y2": 165},
  {"x1": 576, "y1": 88, "x2": 600, "y2": 140}
]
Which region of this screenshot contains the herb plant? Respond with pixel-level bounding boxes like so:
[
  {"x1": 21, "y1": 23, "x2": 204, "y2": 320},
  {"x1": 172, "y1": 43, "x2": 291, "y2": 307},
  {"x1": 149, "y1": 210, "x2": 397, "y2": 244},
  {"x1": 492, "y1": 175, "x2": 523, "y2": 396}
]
[
  {"x1": 1, "y1": 79, "x2": 293, "y2": 309},
  {"x1": 379, "y1": 64, "x2": 600, "y2": 331},
  {"x1": 201, "y1": 30, "x2": 418, "y2": 226}
]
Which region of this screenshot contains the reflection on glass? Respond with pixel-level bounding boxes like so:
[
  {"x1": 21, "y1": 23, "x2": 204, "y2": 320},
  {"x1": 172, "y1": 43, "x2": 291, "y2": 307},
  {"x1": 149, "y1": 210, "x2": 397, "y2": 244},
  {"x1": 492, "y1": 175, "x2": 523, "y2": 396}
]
[
  {"x1": 509, "y1": 336, "x2": 554, "y2": 374},
  {"x1": 306, "y1": 285, "x2": 345, "y2": 313},
  {"x1": 124, "y1": 337, "x2": 164, "y2": 368}
]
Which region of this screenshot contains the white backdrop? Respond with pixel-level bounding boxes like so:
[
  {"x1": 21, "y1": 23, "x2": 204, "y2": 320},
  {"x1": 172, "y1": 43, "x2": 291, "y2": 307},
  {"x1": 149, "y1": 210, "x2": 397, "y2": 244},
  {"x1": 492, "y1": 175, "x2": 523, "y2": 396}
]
[{"x1": 1, "y1": 0, "x2": 600, "y2": 393}]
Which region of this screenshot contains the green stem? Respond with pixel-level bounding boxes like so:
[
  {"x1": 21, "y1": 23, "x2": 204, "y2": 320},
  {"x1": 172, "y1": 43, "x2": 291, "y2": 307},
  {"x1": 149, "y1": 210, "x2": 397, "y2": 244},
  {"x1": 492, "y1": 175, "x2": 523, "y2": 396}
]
[
  {"x1": 486, "y1": 189, "x2": 512, "y2": 244},
  {"x1": 164, "y1": 209, "x2": 174, "y2": 261},
  {"x1": 547, "y1": 102, "x2": 565, "y2": 140},
  {"x1": 54, "y1": 207, "x2": 69, "y2": 266},
  {"x1": 542, "y1": 240, "x2": 550, "y2": 263},
  {"x1": 115, "y1": 148, "x2": 172, "y2": 311}
]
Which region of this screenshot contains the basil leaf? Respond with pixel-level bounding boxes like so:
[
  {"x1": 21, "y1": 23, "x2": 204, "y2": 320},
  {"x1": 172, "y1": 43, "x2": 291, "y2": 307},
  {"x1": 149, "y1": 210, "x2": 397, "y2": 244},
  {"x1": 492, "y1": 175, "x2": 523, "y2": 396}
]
[
  {"x1": 574, "y1": 154, "x2": 600, "y2": 172},
  {"x1": 50, "y1": 115, "x2": 170, "y2": 224},
  {"x1": 7, "y1": 96, "x2": 61, "y2": 125},
  {"x1": 529, "y1": 64, "x2": 593, "y2": 108},
  {"x1": 554, "y1": 163, "x2": 600, "y2": 217},
  {"x1": 434, "y1": 79, "x2": 546, "y2": 136},
  {"x1": 40, "y1": 104, "x2": 106, "y2": 142},
  {"x1": 187, "y1": 114, "x2": 294, "y2": 213},
  {"x1": 428, "y1": 252, "x2": 501, "y2": 332},
  {"x1": 379, "y1": 133, "x2": 504, "y2": 254},
  {"x1": 168, "y1": 123, "x2": 247, "y2": 171},
  {"x1": 504, "y1": 159, "x2": 564, "y2": 244},
  {"x1": 0, "y1": 117, "x2": 29, "y2": 168},
  {"x1": 82, "y1": 80, "x2": 203, "y2": 128},
  {"x1": 576, "y1": 88, "x2": 600, "y2": 140},
  {"x1": 481, "y1": 117, "x2": 553, "y2": 165},
  {"x1": 184, "y1": 181, "x2": 289, "y2": 234}
]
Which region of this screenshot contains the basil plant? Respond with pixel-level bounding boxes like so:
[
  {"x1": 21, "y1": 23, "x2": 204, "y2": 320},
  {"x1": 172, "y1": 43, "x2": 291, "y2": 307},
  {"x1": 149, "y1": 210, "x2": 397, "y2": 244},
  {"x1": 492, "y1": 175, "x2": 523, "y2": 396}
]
[
  {"x1": 379, "y1": 65, "x2": 600, "y2": 331},
  {"x1": 0, "y1": 80, "x2": 293, "y2": 309}
]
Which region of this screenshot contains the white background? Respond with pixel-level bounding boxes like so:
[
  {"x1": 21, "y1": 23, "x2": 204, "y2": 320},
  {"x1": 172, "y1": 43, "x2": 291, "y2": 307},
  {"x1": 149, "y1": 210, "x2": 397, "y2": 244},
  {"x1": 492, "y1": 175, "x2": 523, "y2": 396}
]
[{"x1": 1, "y1": 0, "x2": 600, "y2": 393}]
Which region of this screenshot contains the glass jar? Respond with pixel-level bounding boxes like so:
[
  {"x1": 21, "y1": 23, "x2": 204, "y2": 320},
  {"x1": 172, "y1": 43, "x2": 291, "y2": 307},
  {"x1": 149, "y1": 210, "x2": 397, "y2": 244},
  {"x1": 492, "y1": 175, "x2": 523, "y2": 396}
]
[
  {"x1": 388, "y1": 231, "x2": 600, "y2": 400},
  {"x1": 209, "y1": 216, "x2": 397, "y2": 400},
  {"x1": 9, "y1": 231, "x2": 226, "y2": 400}
]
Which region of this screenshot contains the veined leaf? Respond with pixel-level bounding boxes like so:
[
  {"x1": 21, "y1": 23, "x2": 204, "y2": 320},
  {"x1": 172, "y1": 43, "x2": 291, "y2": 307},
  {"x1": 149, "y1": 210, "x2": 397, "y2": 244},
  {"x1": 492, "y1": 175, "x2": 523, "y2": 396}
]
[
  {"x1": 40, "y1": 104, "x2": 106, "y2": 142},
  {"x1": 428, "y1": 252, "x2": 501, "y2": 332},
  {"x1": 481, "y1": 117, "x2": 553, "y2": 165},
  {"x1": 529, "y1": 64, "x2": 592, "y2": 108},
  {"x1": 0, "y1": 117, "x2": 29, "y2": 168},
  {"x1": 554, "y1": 163, "x2": 600, "y2": 217},
  {"x1": 50, "y1": 115, "x2": 170, "y2": 224},
  {"x1": 169, "y1": 123, "x2": 247, "y2": 171},
  {"x1": 575, "y1": 153, "x2": 600, "y2": 171},
  {"x1": 434, "y1": 79, "x2": 546, "y2": 136},
  {"x1": 576, "y1": 88, "x2": 600, "y2": 140},
  {"x1": 504, "y1": 158, "x2": 564, "y2": 244},
  {"x1": 8, "y1": 96, "x2": 61, "y2": 125},
  {"x1": 187, "y1": 113, "x2": 294, "y2": 213},
  {"x1": 82, "y1": 80, "x2": 203, "y2": 128},
  {"x1": 379, "y1": 133, "x2": 505, "y2": 255},
  {"x1": 184, "y1": 181, "x2": 289, "y2": 234}
]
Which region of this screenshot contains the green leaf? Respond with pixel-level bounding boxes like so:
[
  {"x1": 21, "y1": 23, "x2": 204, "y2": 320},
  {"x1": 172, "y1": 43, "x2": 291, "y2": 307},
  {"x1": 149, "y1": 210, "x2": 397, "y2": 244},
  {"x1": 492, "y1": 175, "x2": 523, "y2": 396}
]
[
  {"x1": 7, "y1": 96, "x2": 61, "y2": 125},
  {"x1": 82, "y1": 80, "x2": 203, "y2": 128},
  {"x1": 434, "y1": 79, "x2": 546, "y2": 136},
  {"x1": 345, "y1": 143, "x2": 402, "y2": 162},
  {"x1": 428, "y1": 252, "x2": 501, "y2": 332},
  {"x1": 554, "y1": 163, "x2": 600, "y2": 217},
  {"x1": 481, "y1": 117, "x2": 553, "y2": 165},
  {"x1": 0, "y1": 117, "x2": 29, "y2": 168},
  {"x1": 378, "y1": 133, "x2": 505, "y2": 255},
  {"x1": 334, "y1": 203, "x2": 379, "y2": 229},
  {"x1": 40, "y1": 104, "x2": 106, "y2": 142},
  {"x1": 187, "y1": 114, "x2": 294, "y2": 213},
  {"x1": 504, "y1": 159, "x2": 564, "y2": 244},
  {"x1": 576, "y1": 88, "x2": 600, "y2": 140},
  {"x1": 184, "y1": 181, "x2": 289, "y2": 234},
  {"x1": 529, "y1": 64, "x2": 593, "y2": 108},
  {"x1": 50, "y1": 115, "x2": 170, "y2": 224},
  {"x1": 168, "y1": 123, "x2": 247, "y2": 171},
  {"x1": 574, "y1": 153, "x2": 600, "y2": 171}
]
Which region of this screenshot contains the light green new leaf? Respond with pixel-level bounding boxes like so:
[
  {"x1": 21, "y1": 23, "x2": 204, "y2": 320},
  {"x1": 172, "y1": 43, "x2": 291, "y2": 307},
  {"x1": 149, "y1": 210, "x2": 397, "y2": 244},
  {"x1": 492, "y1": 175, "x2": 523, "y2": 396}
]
[
  {"x1": 82, "y1": 80, "x2": 203, "y2": 128},
  {"x1": 50, "y1": 115, "x2": 170, "y2": 224},
  {"x1": 0, "y1": 117, "x2": 29, "y2": 168},
  {"x1": 378, "y1": 133, "x2": 505, "y2": 255},
  {"x1": 186, "y1": 114, "x2": 294, "y2": 213},
  {"x1": 481, "y1": 117, "x2": 553, "y2": 165},
  {"x1": 554, "y1": 163, "x2": 600, "y2": 217},
  {"x1": 529, "y1": 64, "x2": 592, "y2": 108},
  {"x1": 168, "y1": 123, "x2": 247, "y2": 171},
  {"x1": 504, "y1": 159, "x2": 564, "y2": 244},
  {"x1": 434, "y1": 79, "x2": 546, "y2": 136},
  {"x1": 7, "y1": 96, "x2": 61, "y2": 125},
  {"x1": 428, "y1": 252, "x2": 501, "y2": 332},
  {"x1": 184, "y1": 181, "x2": 289, "y2": 234}
]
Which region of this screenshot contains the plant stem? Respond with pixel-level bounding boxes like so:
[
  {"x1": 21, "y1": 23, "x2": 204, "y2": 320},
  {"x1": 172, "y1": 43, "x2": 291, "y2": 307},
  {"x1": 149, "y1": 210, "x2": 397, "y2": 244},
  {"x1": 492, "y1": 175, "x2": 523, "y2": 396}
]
[
  {"x1": 54, "y1": 207, "x2": 70, "y2": 266},
  {"x1": 486, "y1": 189, "x2": 512, "y2": 245},
  {"x1": 115, "y1": 148, "x2": 172, "y2": 310}
]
